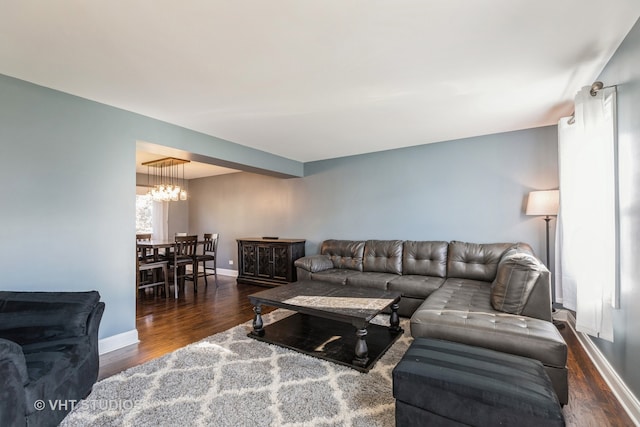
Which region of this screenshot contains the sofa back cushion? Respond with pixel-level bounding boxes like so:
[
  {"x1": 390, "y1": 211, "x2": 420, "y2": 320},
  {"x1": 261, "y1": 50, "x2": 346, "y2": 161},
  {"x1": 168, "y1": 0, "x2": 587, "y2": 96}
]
[
  {"x1": 491, "y1": 243, "x2": 545, "y2": 315},
  {"x1": 363, "y1": 240, "x2": 403, "y2": 274},
  {"x1": 447, "y1": 241, "x2": 513, "y2": 282},
  {"x1": 320, "y1": 240, "x2": 365, "y2": 271},
  {"x1": 403, "y1": 241, "x2": 448, "y2": 277},
  {"x1": 0, "y1": 291, "x2": 101, "y2": 345}
]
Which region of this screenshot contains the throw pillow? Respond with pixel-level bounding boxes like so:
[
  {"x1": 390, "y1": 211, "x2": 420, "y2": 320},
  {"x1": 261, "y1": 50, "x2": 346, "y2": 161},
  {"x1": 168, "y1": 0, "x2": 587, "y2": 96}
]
[{"x1": 491, "y1": 250, "x2": 543, "y2": 314}]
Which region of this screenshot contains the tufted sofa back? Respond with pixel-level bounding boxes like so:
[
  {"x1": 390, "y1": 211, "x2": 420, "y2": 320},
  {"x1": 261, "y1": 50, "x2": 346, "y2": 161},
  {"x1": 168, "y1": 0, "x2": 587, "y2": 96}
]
[
  {"x1": 402, "y1": 241, "x2": 449, "y2": 277},
  {"x1": 363, "y1": 240, "x2": 404, "y2": 274},
  {"x1": 320, "y1": 240, "x2": 365, "y2": 271},
  {"x1": 446, "y1": 241, "x2": 513, "y2": 282}
]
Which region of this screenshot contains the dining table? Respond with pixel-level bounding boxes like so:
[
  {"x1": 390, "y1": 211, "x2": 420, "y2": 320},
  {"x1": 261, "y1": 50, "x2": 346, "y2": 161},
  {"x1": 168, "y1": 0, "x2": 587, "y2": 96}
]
[{"x1": 136, "y1": 239, "x2": 205, "y2": 299}]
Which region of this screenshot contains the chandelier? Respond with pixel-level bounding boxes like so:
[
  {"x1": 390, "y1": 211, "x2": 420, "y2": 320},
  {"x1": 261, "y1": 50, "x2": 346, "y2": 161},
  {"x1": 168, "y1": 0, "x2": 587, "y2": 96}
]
[{"x1": 143, "y1": 157, "x2": 190, "y2": 202}]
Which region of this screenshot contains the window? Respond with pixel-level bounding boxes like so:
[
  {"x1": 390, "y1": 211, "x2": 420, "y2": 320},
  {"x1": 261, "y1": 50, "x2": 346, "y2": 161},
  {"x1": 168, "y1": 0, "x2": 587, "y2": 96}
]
[{"x1": 136, "y1": 188, "x2": 153, "y2": 234}]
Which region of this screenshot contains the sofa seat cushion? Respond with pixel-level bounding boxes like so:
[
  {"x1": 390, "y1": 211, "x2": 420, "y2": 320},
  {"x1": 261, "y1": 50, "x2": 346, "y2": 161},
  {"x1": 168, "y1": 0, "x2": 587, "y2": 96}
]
[
  {"x1": 311, "y1": 269, "x2": 361, "y2": 285},
  {"x1": 410, "y1": 278, "x2": 567, "y2": 369},
  {"x1": 22, "y1": 336, "x2": 91, "y2": 413},
  {"x1": 345, "y1": 272, "x2": 399, "y2": 290},
  {"x1": 388, "y1": 275, "x2": 445, "y2": 299}
]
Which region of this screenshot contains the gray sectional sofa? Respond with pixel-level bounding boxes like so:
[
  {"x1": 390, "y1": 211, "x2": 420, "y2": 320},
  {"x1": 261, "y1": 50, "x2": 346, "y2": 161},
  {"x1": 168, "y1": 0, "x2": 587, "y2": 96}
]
[{"x1": 294, "y1": 239, "x2": 568, "y2": 405}]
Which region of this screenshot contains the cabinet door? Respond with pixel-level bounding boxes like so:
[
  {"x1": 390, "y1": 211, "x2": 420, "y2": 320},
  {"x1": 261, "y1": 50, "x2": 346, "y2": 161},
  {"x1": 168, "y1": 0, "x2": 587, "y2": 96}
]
[
  {"x1": 241, "y1": 243, "x2": 256, "y2": 276},
  {"x1": 272, "y1": 246, "x2": 290, "y2": 281},
  {"x1": 257, "y1": 245, "x2": 272, "y2": 278}
]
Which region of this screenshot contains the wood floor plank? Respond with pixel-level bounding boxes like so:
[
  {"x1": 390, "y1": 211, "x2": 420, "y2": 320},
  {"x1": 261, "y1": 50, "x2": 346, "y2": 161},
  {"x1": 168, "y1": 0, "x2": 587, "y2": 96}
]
[{"x1": 98, "y1": 276, "x2": 635, "y2": 426}]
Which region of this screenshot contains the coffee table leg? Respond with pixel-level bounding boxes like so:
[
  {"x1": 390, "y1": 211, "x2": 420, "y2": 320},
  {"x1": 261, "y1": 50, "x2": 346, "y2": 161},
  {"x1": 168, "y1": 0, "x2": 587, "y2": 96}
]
[
  {"x1": 389, "y1": 302, "x2": 402, "y2": 334},
  {"x1": 251, "y1": 305, "x2": 265, "y2": 337},
  {"x1": 353, "y1": 328, "x2": 369, "y2": 367}
]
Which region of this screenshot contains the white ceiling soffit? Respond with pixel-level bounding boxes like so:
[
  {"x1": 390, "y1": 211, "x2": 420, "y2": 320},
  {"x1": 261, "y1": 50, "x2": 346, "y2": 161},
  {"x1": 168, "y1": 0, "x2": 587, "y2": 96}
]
[
  {"x1": 1, "y1": 2, "x2": 639, "y2": 163},
  {"x1": 135, "y1": 151, "x2": 239, "y2": 180}
]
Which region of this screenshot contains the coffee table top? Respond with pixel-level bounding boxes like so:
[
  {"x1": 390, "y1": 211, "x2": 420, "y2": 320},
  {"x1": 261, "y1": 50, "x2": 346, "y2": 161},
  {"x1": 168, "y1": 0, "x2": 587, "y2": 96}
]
[{"x1": 248, "y1": 280, "x2": 401, "y2": 324}]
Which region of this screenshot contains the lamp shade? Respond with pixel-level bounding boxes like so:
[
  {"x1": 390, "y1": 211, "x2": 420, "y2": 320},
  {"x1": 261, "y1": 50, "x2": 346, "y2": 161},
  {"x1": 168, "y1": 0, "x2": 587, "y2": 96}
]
[{"x1": 526, "y1": 190, "x2": 559, "y2": 216}]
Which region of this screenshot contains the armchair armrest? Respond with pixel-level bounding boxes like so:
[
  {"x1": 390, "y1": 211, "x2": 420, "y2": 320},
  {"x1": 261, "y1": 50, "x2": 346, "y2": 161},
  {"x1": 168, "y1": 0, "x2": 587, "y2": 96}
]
[
  {"x1": 0, "y1": 338, "x2": 28, "y2": 427},
  {"x1": 294, "y1": 255, "x2": 334, "y2": 273}
]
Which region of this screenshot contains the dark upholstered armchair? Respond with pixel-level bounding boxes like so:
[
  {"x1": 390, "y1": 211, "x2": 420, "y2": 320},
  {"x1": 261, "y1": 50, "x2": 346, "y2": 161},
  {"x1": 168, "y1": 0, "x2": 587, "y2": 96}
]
[{"x1": 0, "y1": 291, "x2": 104, "y2": 427}]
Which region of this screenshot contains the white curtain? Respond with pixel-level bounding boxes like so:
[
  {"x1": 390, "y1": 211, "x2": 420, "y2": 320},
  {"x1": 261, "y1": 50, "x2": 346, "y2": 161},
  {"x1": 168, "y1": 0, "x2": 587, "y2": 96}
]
[
  {"x1": 152, "y1": 201, "x2": 169, "y2": 241},
  {"x1": 556, "y1": 85, "x2": 617, "y2": 342}
]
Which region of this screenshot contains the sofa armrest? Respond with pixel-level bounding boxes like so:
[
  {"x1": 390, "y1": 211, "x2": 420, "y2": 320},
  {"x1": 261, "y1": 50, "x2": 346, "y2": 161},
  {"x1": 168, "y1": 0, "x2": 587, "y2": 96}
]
[
  {"x1": 0, "y1": 338, "x2": 28, "y2": 427},
  {"x1": 492, "y1": 243, "x2": 552, "y2": 322},
  {"x1": 0, "y1": 291, "x2": 102, "y2": 345},
  {"x1": 294, "y1": 255, "x2": 334, "y2": 273},
  {"x1": 520, "y1": 269, "x2": 553, "y2": 322}
]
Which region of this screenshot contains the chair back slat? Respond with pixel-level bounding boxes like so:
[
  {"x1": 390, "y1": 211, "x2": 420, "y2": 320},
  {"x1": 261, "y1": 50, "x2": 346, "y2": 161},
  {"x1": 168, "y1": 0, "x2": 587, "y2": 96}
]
[
  {"x1": 175, "y1": 235, "x2": 198, "y2": 257},
  {"x1": 202, "y1": 233, "x2": 219, "y2": 254}
]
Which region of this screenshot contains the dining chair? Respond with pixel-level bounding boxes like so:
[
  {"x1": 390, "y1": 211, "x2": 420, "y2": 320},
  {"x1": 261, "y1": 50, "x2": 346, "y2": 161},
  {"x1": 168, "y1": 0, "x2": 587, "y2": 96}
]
[
  {"x1": 136, "y1": 233, "x2": 152, "y2": 257},
  {"x1": 195, "y1": 233, "x2": 219, "y2": 288},
  {"x1": 169, "y1": 235, "x2": 198, "y2": 298},
  {"x1": 136, "y1": 243, "x2": 169, "y2": 297}
]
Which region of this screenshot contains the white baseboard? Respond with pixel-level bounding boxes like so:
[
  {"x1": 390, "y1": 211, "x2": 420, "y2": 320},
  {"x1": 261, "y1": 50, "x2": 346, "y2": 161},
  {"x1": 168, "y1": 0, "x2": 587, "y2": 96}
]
[
  {"x1": 217, "y1": 268, "x2": 238, "y2": 277},
  {"x1": 185, "y1": 266, "x2": 237, "y2": 277},
  {"x1": 98, "y1": 329, "x2": 139, "y2": 355},
  {"x1": 562, "y1": 309, "x2": 640, "y2": 425}
]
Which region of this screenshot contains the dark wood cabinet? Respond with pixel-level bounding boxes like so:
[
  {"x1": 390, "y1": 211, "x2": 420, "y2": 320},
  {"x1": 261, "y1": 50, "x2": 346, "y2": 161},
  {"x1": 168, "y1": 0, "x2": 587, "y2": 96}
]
[{"x1": 237, "y1": 238, "x2": 306, "y2": 287}]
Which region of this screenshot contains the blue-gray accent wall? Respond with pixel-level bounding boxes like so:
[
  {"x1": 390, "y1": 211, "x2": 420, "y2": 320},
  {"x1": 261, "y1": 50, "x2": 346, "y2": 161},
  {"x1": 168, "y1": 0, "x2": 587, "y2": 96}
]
[
  {"x1": 590, "y1": 17, "x2": 640, "y2": 399},
  {"x1": 188, "y1": 125, "x2": 559, "y2": 280},
  {"x1": 0, "y1": 74, "x2": 303, "y2": 341}
]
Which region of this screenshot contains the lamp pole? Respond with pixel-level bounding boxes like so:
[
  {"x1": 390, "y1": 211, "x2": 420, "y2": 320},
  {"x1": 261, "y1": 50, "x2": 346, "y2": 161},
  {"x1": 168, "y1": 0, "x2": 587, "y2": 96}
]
[
  {"x1": 544, "y1": 216, "x2": 551, "y2": 267},
  {"x1": 526, "y1": 190, "x2": 562, "y2": 329}
]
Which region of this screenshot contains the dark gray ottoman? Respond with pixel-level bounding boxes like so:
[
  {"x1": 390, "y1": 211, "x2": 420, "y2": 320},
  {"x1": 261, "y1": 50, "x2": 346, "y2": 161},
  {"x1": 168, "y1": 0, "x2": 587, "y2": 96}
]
[{"x1": 393, "y1": 338, "x2": 565, "y2": 426}]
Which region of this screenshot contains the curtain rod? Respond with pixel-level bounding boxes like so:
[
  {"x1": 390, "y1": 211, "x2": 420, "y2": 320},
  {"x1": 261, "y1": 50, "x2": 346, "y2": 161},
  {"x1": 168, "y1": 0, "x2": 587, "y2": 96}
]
[
  {"x1": 566, "y1": 81, "x2": 617, "y2": 124},
  {"x1": 589, "y1": 81, "x2": 617, "y2": 96}
]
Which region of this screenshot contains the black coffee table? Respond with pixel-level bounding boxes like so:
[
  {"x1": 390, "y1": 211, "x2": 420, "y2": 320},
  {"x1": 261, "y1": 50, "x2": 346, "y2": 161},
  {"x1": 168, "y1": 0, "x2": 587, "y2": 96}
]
[{"x1": 247, "y1": 280, "x2": 403, "y2": 372}]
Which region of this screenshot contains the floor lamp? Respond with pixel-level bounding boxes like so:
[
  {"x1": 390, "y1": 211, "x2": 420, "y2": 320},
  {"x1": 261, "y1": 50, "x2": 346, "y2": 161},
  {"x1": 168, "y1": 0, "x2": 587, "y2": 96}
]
[
  {"x1": 526, "y1": 190, "x2": 559, "y2": 266},
  {"x1": 526, "y1": 190, "x2": 562, "y2": 328}
]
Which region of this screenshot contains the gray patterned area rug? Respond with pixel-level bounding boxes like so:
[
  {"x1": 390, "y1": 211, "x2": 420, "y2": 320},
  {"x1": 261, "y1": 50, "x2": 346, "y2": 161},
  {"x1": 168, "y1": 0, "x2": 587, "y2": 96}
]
[{"x1": 61, "y1": 310, "x2": 412, "y2": 427}]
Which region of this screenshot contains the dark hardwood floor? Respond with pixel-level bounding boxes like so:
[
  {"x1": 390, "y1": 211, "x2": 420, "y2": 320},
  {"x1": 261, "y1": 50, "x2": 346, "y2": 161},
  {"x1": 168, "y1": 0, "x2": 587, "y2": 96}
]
[{"x1": 99, "y1": 275, "x2": 635, "y2": 426}]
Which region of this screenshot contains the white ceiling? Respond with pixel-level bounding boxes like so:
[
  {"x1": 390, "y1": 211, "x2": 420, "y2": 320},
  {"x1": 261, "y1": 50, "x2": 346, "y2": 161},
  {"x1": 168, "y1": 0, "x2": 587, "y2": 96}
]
[{"x1": 1, "y1": 2, "x2": 639, "y2": 166}]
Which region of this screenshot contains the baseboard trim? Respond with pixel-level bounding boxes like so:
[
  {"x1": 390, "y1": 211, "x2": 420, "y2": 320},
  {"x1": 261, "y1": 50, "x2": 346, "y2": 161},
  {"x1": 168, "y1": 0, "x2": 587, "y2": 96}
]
[
  {"x1": 217, "y1": 268, "x2": 238, "y2": 277},
  {"x1": 98, "y1": 329, "x2": 139, "y2": 355},
  {"x1": 185, "y1": 266, "x2": 238, "y2": 277},
  {"x1": 562, "y1": 309, "x2": 640, "y2": 425}
]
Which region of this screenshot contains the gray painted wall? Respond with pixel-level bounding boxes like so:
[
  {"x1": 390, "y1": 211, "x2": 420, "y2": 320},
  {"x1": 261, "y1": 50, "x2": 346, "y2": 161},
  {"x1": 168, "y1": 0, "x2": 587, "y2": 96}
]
[
  {"x1": 0, "y1": 74, "x2": 303, "y2": 341},
  {"x1": 188, "y1": 125, "x2": 559, "y2": 273},
  {"x1": 590, "y1": 18, "x2": 640, "y2": 398}
]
